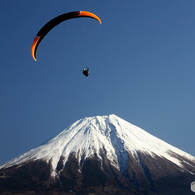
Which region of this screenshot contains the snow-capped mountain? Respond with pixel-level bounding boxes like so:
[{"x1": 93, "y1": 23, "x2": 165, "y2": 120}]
[{"x1": 0, "y1": 114, "x2": 195, "y2": 195}]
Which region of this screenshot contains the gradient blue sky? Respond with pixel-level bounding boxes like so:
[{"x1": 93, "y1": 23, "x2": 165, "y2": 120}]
[{"x1": 0, "y1": 0, "x2": 195, "y2": 165}]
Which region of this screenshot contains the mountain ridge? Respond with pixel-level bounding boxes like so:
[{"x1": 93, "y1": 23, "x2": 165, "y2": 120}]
[
  {"x1": 1, "y1": 114, "x2": 194, "y2": 174},
  {"x1": 0, "y1": 114, "x2": 194, "y2": 194}
]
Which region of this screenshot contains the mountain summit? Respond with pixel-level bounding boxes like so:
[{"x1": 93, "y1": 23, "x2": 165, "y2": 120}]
[{"x1": 0, "y1": 114, "x2": 195, "y2": 194}]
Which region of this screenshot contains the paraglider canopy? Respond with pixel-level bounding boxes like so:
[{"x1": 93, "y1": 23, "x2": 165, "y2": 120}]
[
  {"x1": 31, "y1": 11, "x2": 102, "y2": 61},
  {"x1": 82, "y1": 68, "x2": 89, "y2": 77}
]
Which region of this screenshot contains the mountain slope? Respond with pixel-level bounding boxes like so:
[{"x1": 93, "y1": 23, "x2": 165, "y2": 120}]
[{"x1": 0, "y1": 114, "x2": 194, "y2": 194}]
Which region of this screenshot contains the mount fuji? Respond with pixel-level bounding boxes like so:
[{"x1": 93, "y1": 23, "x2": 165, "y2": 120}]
[{"x1": 0, "y1": 114, "x2": 194, "y2": 194}]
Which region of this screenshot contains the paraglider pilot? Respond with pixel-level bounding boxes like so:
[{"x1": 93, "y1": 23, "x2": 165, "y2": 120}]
[{"x1": 82, "y1": 68, "x2": 89, "y2": 77}]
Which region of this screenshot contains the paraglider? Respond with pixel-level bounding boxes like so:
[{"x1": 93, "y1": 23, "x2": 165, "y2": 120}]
[
  {"x1": 82, "y1": 68, "x2": 89, "y2": 77},
  {"x1": 31, "y1": 11, "x2": 102, "y2": 61}
]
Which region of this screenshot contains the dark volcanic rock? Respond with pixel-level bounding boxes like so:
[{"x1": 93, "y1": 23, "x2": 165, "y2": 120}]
[
  {"x1": 0, "y1": 151, "x2": 194, "y2": 195},
  {"x1": 0, "y1": 160, "x2": 54, "y2": 193}
]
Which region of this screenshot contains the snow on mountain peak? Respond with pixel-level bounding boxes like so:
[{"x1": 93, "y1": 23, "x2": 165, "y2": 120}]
[{"x1": 0, "y1": 114, "x2": 194, "y2": 177}]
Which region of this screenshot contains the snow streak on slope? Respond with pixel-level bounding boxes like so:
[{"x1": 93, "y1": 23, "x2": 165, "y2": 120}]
[{"x1": 0, "y1": 114, "x2": 194, "y2": 177}]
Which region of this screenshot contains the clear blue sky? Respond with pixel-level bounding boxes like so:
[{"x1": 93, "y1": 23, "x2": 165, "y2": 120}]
[{"x1": 0, "y1": 0, "x2": 195, "y2": 165}]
